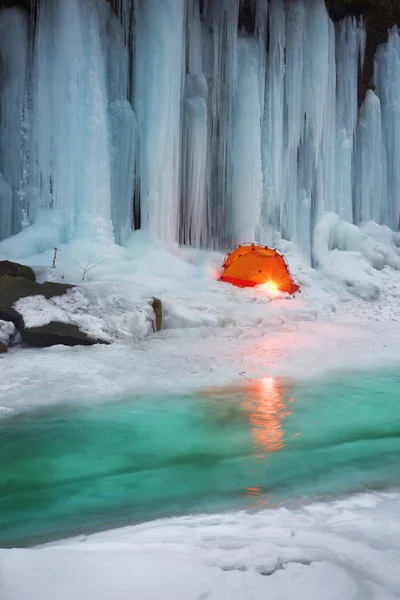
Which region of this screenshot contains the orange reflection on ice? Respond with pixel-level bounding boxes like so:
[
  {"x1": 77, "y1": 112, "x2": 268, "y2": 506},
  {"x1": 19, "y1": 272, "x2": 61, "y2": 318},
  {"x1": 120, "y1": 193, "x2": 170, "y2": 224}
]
[
  {"x1": 201, "y1": 376, "x2": 293, "y2": 454},
  {"x1": 200, "y1": 377, "x2": 294, "y2": 504},
  {"x1": 246, "y1": 486, "x2": 262, "y2": 496},
  {"x1": 243, "y1": 376, "x2": 293, "y2": 453}
]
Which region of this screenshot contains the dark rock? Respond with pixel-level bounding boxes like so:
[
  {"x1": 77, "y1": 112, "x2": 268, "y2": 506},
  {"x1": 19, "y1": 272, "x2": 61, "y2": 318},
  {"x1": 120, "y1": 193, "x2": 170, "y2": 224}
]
[
  {"x1": 0, "y1": 275, "x2": 108, "y2": 347},
  {"x1": 0, "y1": 1, "x2": 31, "y2": 10},
  {"x1": 0, "y1": 342, "x2": 7, "y2": 354},
  {"x1": 151, "y1": 297, "x2": 163, "y2": 332},
  {"x1": 0, "y1": 275, "x2": 73, "y2": 328},
  {"x1": 0, "y1": 260, "x2": 36, "y2": 282},
  {"x1": 21, "y1": 322, "x2": 107, "y2": 348}
]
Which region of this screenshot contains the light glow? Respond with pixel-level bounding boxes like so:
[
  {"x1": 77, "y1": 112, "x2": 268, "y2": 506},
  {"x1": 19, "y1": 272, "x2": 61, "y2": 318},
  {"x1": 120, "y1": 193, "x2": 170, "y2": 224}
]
[{"x1": 257, "y1": 280, "x2": 281, "y2": 297}]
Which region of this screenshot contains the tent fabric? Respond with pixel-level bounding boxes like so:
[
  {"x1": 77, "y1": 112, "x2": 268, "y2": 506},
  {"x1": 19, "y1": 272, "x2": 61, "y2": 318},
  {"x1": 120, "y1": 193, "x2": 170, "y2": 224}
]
[{"x1": 219, "y1": 243, "x2": 299, "y2": 295}]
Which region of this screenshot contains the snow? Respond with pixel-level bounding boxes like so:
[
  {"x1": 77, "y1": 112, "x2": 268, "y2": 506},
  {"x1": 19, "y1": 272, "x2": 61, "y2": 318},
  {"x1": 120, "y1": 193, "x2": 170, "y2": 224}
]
[
  {"x1": 1, "y1": 492, "x2": 400, "y2": 599},
  {"x1": 0, "y1": 320, "x2": 15, "y2": 348},
  {"x1": 0, "y1": 223, "x2": 400, "y2": 412},
  {"x1": 14, "y1": 287, "x2": 153, "y2": 343},
  {"x1": 1, "y1": 231, "x2": 400, "y2": 599}
]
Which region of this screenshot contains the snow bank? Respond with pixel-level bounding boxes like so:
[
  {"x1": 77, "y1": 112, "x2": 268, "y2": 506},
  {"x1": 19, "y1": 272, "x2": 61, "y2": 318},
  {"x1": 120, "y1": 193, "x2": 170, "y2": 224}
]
[
  {"x1": 0, "y1": 227, "x2": 398, "y2": 413},
  {"x1": 3, "y1": 218, "x2": 398, "y2": 347},
  {"x1": 1, "y1": 492, "x2": 400, "y2": 600},
  {"x1": 14, "y1": 286, "x2": 153, "y2": 343},
  {"x1": 312, "y1": 213, "x2": 400, "y2": 299}
]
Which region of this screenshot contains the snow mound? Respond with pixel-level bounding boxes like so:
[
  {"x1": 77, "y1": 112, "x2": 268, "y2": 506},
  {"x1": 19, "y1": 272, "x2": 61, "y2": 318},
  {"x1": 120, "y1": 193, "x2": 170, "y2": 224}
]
[{"x1": 1, "y1": 492, "x2": 400, "y2": 600}]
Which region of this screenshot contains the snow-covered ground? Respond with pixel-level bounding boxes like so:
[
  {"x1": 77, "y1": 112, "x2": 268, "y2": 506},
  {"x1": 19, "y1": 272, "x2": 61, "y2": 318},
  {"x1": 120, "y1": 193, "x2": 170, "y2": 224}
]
[
  {"x1": 1, "y1": 226, "x2": 400, "y2": 598},
  {"x1": 2, "y1": 492, "x2": 400, "y2": 600},
  {"x1": 1, "y1": 226, "x2": 400, "y2": 414}
]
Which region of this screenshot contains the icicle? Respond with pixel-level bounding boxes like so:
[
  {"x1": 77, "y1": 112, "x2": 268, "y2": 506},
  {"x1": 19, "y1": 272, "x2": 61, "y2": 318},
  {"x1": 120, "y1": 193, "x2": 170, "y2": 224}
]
[
  {"x1": 0, "y1": 0, "x2": 399, "y2": 262},
  {"x1": 321, "y1": 18, "x2": 337, "y2": 216},
  {"x1": 204, "y1": 0, "x2": 240, "y2": 246},
  {"x1": 134, "y1": 0, "x2": 185, "y2": 245},
  {"x1": 109, "y1": 101, "x2": 137, "y2": 244},
  {"x1": 374, "y1": 26, "x2": 400, "y2": 230},
  {"x1": 282, "y1": 1, "x2": 306, "y2": 243},
  {"x1": 180, "y1": 0, "x2": 209, "y2": 247},
  {"x1": 303, "y1": 0, "x2": 330, "y2": 165},
  {"x1": 335, "y1": 17, "x2": 366, "y2": 222},
  {"x1": 230, "y1": 37, "x2": 263, "y2": 244},
  {"x1": 102, "y1": 2, "x2": 136, "y2": 244},
  {"x1": 354, "y1": 90, "x2": 387, "y2": 224},
  {"x1": 0, "y1": 173, "x2": 12, "y2": 241},
  {"x1": 30, "y1": 0, "x2": 113, "y2": 244},
  {"x1": 283, "y1": 0, "x2": 332, "y2": 259},
  {"x1": 261, "y1": 0, "x2": 285, "y2": 241},
  {"x1": 0, "y1": 7, "x2": 29, "y2": 240}
]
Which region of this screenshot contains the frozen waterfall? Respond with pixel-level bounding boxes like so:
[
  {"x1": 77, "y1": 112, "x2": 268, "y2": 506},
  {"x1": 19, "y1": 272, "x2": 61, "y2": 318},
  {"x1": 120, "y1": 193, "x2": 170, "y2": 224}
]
[
  {"x1": 0, "y1": 0, "x2": 399, "y2": 260},
  {"x1": 0, "y1": 8, "x2": 29, "y2": 240}
]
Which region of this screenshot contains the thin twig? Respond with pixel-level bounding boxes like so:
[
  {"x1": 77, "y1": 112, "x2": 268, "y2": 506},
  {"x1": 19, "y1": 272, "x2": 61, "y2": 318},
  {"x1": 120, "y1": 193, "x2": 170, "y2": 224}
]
[{"x1": 73, "y1": 259, "x2": 105, "y2": 281}]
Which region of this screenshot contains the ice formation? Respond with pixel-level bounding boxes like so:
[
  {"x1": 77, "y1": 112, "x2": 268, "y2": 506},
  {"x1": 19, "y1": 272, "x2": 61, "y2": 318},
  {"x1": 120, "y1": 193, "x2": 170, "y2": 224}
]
[
  {"x1": 0, "y1": 0, "x2": 399, "y2": 260},
  {"x1": 0, "y1": 8, "x2": 29, "y2": 239}
]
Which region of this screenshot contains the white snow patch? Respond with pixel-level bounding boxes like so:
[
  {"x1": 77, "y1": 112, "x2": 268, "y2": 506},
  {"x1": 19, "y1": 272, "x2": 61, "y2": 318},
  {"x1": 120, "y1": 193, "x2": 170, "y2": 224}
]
[
  {"x1": 1, "y1": 492, "x2": 400, "y2": 600},
  {"x1": 0, "y1": 230, "x2": 398, "y2": 412},
  {"x1": 14, "y1": 286, "x2": 153, "y2": 343},
  {"x1": 0, "y1": 232, "x2": 400, "y2": 600},
  {"x1": 0, "y1": 320, "x2": 15, "y2": 346}
]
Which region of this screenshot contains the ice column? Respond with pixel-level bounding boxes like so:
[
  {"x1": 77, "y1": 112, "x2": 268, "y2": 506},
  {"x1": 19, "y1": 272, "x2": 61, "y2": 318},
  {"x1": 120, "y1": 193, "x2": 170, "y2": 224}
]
[
  {"x1": 102, "y1": 2, "x2": 136, "y2": 244},
  {"x1": 180, "y1": 0, "x2": 209, "y2": 247},
  {"x1": 335, "y1": 17, "x2": 366, "y2": 222},
  {"x1": 0, "y1": 8, "x2": 29, "y2": 240},
  {"x1": 354, "y1": 90, "x2": 387, "y2": 224},
  {"x1": 261, "y1": 0, "x2": 285, "y2": 241},
  {"x1": 134, "y1": 0, "x2": 185, "y2": 244},
  {"x1": 202, "y1": 0, "x2": 240, "y2": 246},
  {"x1": 30, "y1": 0, "x2": 113, "y2": 243},
  {"x1": 231, "y1": 38, "x2": 263, "y2": 244},
  {"x1": 0, "y1": 174, "x2": 12, "y2": 241},
  {"x1": 282, "y1": 1, "x2": 306, "y2": 244},
  {"x1": 374, "y1": 27, "x2": 400, "y2": 230}
]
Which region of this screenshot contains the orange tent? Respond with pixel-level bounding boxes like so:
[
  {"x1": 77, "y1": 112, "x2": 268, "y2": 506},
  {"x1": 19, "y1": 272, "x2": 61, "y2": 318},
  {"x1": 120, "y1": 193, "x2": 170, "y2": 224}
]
[{"x1": 219, "y1": 243, "x2": 299, "y2": 295}]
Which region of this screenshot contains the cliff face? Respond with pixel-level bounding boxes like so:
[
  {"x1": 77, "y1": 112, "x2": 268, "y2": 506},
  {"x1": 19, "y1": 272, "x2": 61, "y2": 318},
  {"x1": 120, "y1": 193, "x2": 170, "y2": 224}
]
[
  {"x1": 0, "y1": 0, "x2": 30, "y2": 9},
  {"x1": 325, "y1": 0, "x2": 400, "y2": 100}
]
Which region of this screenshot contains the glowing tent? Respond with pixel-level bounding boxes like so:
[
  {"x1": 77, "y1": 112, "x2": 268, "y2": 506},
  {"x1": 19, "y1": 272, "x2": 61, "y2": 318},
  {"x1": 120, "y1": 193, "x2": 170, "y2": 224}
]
[{"x1": 219, "y1": 243, "x2": 299, "y2": 295}]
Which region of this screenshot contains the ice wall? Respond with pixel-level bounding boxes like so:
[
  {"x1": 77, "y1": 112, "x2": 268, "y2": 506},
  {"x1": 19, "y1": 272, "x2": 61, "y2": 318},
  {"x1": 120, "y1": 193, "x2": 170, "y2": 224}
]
[
  {"x1": 0, "y1": 0, "x2": 399, "y2": 260},
  {"x1": 374, "y1": 27, "x2": 400, "y2": 231},
  {"x1": 180, "y1": 0, "x2": 209, "y2": 247},
  {"x1": 354, "y1": 91, "x2": 387, "y2": 224},
  {"x1": 231, "y1": 38, "x2": 263, "y2": 244},
  {"x1": 102, "y1": 1, "x2": 136, "y2": 243},
  {"x1": 134, "y1": 0, "x2": 185, "y2": 243},
  {"x1": 29, "y1": 0, "x2": 113, "y2": 244},
  {"x1": 0, "y1": 8, "x2": 29, "y2": 239}
]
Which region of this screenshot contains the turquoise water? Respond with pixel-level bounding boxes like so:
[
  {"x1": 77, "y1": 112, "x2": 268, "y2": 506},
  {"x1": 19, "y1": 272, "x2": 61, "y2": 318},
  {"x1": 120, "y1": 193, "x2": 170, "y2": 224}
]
[{"x1": 1, "y1": 370, "x2": 400, "y2": 547}]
